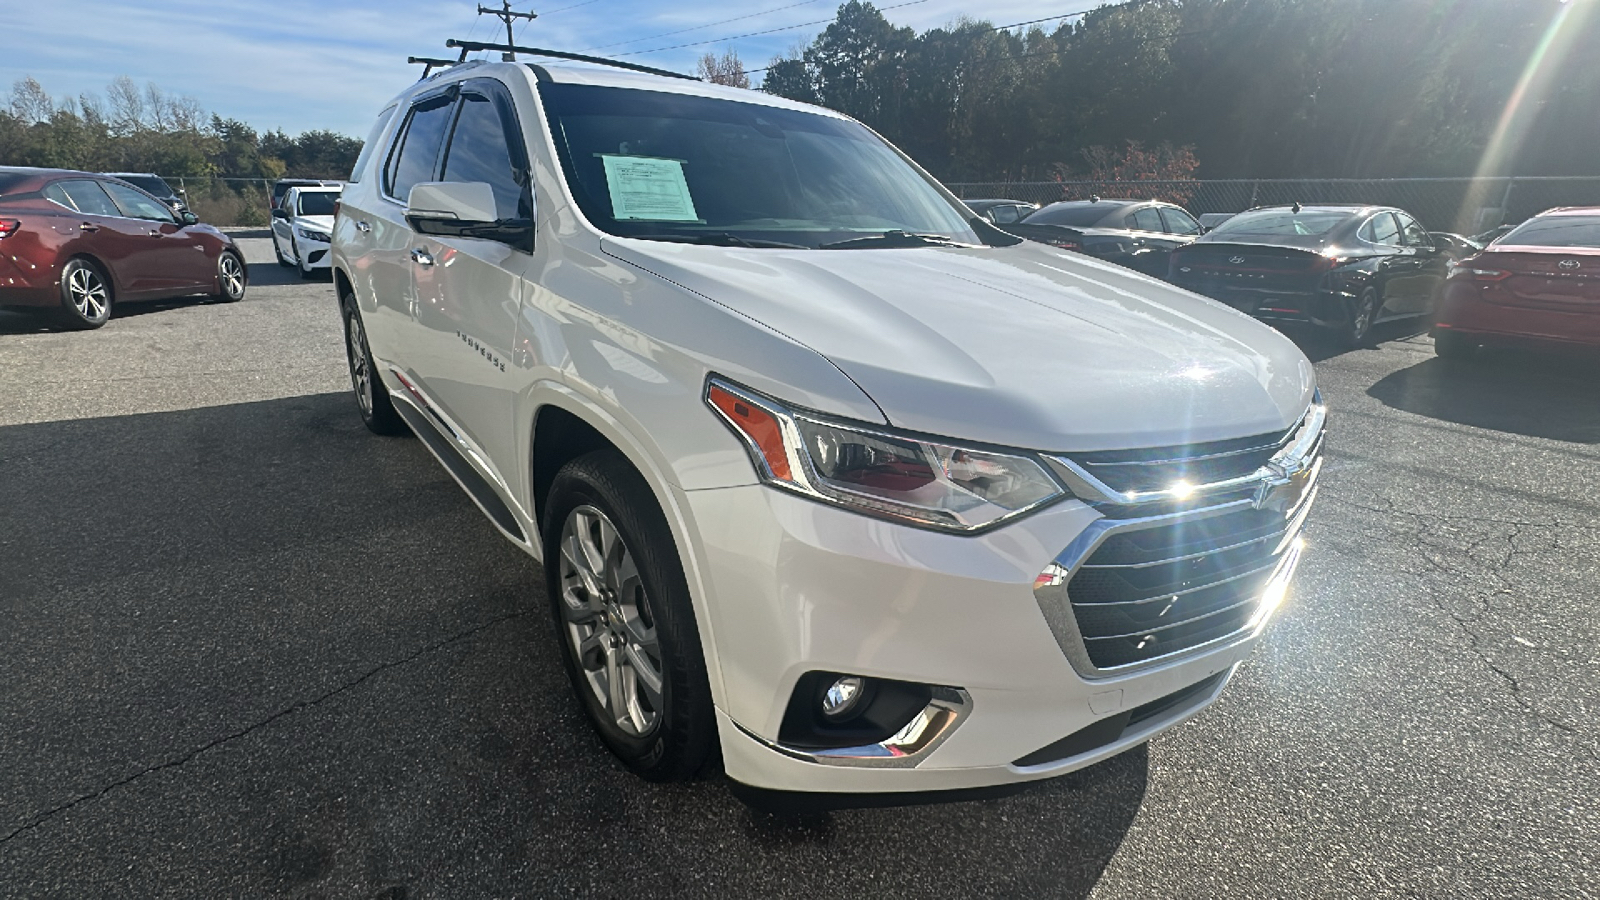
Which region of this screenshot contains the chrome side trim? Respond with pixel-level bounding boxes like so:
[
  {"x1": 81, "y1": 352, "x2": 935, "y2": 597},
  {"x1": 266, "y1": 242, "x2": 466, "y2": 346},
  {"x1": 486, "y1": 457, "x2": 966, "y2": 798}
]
[{"x1": 733, "y1": 687, "x2": 972, "y2": 769}]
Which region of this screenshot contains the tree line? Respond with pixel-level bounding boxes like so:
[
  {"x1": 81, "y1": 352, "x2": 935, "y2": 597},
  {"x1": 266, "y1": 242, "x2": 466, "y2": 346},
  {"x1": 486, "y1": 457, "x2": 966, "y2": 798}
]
[
  {"x1": 0, "y1": 76, "x2": 360, "y2": 180},
  {"x1": 756, "y1": 0, "x2": 1599, "y2": 183}
]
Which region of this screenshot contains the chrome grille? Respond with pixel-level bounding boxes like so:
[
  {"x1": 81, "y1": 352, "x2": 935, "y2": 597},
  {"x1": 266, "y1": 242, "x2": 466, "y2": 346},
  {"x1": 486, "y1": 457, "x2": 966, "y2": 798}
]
[{"x1": 1035, "y1": 400, "x2": 1324, "y2": 674}]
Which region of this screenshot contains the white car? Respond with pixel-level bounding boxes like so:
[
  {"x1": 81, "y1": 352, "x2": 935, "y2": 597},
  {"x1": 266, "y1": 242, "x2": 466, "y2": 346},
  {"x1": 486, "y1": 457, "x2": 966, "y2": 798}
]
[
  {"x1": 331, "y1": 60, "x2": 1323, "y2": 808},
  {"x1": 271, "y1": 185, "x2": 341, "y2": 278}
]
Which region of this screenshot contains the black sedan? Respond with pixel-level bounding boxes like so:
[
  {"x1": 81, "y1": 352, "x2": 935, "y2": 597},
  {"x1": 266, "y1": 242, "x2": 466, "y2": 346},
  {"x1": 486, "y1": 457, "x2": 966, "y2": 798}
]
[
  {"x1": 1167, "y1": 204, "x2": 1453, "y2": 345},
  {"x1": 998, "y1": 198, "x2": 1205, "y2": 277}
]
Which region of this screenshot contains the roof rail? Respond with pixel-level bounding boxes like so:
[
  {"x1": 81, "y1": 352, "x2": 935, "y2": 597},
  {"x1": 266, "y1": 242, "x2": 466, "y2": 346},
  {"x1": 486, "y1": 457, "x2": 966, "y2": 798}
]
[{"x1": 444, "y1": 39, "x2": 699, "y2": 81}]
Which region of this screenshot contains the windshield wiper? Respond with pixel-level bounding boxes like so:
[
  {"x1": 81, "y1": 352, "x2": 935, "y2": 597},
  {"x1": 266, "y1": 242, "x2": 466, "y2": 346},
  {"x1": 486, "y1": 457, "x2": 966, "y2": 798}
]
[
  {"x1": 633, "y1": 232, "x2": 809, "y2": 249},
  {"x1": 818, "y1": 230, "x2": 980, "y2": 250}
]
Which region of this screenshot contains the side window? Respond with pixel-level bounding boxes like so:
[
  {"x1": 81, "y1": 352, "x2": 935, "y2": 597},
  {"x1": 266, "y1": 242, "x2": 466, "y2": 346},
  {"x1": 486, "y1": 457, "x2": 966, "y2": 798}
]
[
  {"x1": 56, "y1": 180, "x2": 124, "y2": 218},
  {"x1": 990, "y1": 205, "x2": 1021, "y2": 224},
  {"x1": 1129, "y1": 207, "x2": 1164, "y2": 232},
  {"x1": 1362, "y1": 213, "x2": 1402, "y2": 246},
  {"x1": 349, "y1": 106, "x2": 396, "y2": 184},
  {"x1": 102, "y1": 181, "x2": 176, "y2": 223},
  {"x1": 43, "y1": 182, "x2": 77, "y2": 211},
  {"x1": 1161, "y1": 207, "x2": 1202, "y2": 236},
  {"x1": 385, "y1": 95, "x2": 457, "y2": 203},
  {"x1": 440, "y1": 92, "x2": 528, "y2": 220},
  {"x1": 1395, "y1": 212, "x2": 1431, "y2": 247}
]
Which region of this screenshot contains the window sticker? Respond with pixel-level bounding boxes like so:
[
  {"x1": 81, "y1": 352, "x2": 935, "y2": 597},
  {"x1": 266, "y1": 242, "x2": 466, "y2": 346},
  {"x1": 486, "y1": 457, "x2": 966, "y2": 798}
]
[{"x1": 600, "y1": 155, "x2": 699, "y2": 222}]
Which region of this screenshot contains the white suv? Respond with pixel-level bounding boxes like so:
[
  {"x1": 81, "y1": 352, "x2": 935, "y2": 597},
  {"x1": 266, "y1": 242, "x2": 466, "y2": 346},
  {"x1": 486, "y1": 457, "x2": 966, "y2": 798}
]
[
  {"x1": 331, "y1": 61, "x2": 1323, "y2": 808},
  {"x1": 271, "y1": 184, "x2": 341, "y2": 278}
]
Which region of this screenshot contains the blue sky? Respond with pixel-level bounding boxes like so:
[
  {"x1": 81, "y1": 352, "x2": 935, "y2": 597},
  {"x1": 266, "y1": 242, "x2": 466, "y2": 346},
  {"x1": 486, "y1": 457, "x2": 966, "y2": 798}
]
[{"x1": 2, "y1": 1, "x2": 1095, "y2": 136}]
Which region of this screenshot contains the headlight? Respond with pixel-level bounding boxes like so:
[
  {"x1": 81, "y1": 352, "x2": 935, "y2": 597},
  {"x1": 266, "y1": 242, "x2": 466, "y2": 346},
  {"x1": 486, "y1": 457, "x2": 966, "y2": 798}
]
[
  {"x1": 296, "y1": 226, "x2": 331, "y2": 243},
  {"x1": 706, "y1": 377, "x2": 1066, "y2": 532}
]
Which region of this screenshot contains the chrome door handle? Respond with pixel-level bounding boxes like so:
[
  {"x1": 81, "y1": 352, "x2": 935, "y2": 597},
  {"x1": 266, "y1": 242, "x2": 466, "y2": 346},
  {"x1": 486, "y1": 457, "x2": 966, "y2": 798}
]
[
  {"x1": 410, "y1": 248, "x2": 435, "y2": 267},
  {"x1": 356, "y1": 220, "x2": 372, "y2": 233},
  {"x1": 79, "y1": 223, "x2": 99, "y2": 232}
]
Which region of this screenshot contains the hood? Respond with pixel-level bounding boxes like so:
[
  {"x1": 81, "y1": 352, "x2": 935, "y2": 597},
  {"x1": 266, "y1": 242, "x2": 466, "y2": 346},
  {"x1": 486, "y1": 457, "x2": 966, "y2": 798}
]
[
  {"x1": 601, "y1": 239, "x2": 1316, "y2": 452},
  {"x1": 292, "y1": 215, "x2": 335, "y2": 233}
]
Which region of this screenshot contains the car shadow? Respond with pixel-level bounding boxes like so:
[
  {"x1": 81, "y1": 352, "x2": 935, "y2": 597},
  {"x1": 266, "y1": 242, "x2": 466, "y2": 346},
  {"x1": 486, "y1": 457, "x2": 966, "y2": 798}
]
[
  {"x1": 0, "y1": 392, "x2": 1146, "y2": 897},
  {"x1": 246, "y1": 260, "x2": 321, "y2": 288},
  {"x1": 1277, "y1": 318, "x2": 1432, "y2": 363},
  {"x1": 1368, "y1": 347, "x2": 1600, "y2": 443}
]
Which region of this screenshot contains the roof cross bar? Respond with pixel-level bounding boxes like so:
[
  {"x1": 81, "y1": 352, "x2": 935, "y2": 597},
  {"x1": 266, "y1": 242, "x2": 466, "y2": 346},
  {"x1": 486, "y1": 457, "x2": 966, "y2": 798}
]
[
  {"x1": 408, "y1": 57, "x2": 461, "y2": 78},
  {"x1": 444, "y1": 40, "x2": 700, "y2": 81}
]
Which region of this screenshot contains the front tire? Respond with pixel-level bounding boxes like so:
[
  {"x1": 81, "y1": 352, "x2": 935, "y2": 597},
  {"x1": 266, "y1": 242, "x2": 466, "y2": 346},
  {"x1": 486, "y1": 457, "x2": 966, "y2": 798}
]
[
  {"x1": 274, "y1": 234, "x2": 292, "y2": 267},
  {"x1": 339, "y1": 290, "x2": 406, "y2": 435},
  {"x1": 56, "y1": 258, "x2": 112, "y2": 330},
  {"x1": 544, "y1": 450, "x2": 716, "y2": 782},
  {"x1": 212, "y1": 251, "x2": 247, "y2": 302}
]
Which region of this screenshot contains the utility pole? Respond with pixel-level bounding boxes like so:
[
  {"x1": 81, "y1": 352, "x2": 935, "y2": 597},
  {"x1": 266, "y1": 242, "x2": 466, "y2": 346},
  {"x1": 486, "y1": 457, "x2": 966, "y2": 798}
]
[{"x1": 477, "y1": 1, "x2": 537, "y2": 61}]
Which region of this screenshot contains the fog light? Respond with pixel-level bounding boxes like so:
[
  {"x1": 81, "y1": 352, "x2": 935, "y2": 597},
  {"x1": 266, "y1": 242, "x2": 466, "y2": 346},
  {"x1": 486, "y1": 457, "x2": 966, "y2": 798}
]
[{"x1": 821, "y1": 676, "x2": 866, "y2": 720}]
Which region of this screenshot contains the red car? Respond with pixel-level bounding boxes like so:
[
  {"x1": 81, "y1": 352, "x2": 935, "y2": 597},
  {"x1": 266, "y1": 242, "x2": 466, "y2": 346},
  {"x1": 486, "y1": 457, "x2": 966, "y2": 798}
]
[
  {"x1": 1434, "y1": 207, "x2": 1600, "y2": 358},
  {"x1": 0, "y1": 166, "x2": 246, "y2": 329}
]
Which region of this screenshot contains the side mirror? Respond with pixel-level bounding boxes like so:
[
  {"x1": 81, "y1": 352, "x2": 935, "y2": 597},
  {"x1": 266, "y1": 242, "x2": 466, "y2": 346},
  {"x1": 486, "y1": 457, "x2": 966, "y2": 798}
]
[
  {"x1": 181, "y1": 211, "x2": 199, "y2": 226},
  {"x1": 406, "y1": 181, "x2": 532, "y2": 249},
  {"x1": 271, "y1": 208, "x2": 288, "y2": 220}
]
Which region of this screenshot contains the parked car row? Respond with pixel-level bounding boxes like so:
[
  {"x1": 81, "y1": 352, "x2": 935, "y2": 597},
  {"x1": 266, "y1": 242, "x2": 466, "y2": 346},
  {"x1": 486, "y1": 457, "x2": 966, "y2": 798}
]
[{"x1": 972, "y1": 196, "x2": 1599, "y2": 357}]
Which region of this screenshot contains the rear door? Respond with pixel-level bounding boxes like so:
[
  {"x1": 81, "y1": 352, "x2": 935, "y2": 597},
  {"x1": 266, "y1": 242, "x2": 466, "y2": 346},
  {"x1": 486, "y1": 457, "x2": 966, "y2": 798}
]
[
  {"x1": 1359, "y1": 212, "x2": 1409, "y2": 315},
  {"x1": 409, "y1": 79, "x2": 535, "y2": 483},
  {"x1": 1395, "y1": 211, "x2": 1445, "y2": 313},
  {"x1": 48, "y1": 179, "x2": 160, "y2": 294},
  {"x1": 369, "y1": 88, "x2": 459, "y2": 367},
  {"x1": 99, "y1": 180, "x2": 213, "y2": 291}
]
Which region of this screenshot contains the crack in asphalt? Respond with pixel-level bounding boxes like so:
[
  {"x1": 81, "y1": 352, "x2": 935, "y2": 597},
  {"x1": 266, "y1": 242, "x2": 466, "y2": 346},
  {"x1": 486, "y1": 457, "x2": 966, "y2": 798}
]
[
  {"x1": 1320, "y1": 493, "x2": 1593, "y2": 757},
  {"x1": 0, "y1": 609, "x2": 534, "y2": 847}
]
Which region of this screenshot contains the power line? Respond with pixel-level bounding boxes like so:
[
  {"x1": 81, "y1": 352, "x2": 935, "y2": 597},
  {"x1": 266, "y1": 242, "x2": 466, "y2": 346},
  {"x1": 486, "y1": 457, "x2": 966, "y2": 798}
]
[
  {"x1": 583, "y1": 0, "x2": 823, "y2": 52},
  {"x1": 541, "y1": 0, "x2": 603, "y2": 12},
  {"x1": 611, "y1": 0, "x2": 929, "y2": 58}
]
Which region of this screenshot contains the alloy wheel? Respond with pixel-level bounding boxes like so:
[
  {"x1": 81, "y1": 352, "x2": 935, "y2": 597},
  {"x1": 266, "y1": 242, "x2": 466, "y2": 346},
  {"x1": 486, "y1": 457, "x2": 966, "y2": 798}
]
[
  {"x1": 1351, "y1": 290, "x2": 1378, "y2": 343},
  {"x1": 68, "y1": 266, "x2": 109, "y2": 320},
  {"x1": 219, "y1": 254, "x2": 245, "y2": 299},
  {"x1": 558, "y1": 505, "x2": 664, "y2": 738},
  {"x1": 345, "y1": 310, "x2": 374, "y2": 415}
]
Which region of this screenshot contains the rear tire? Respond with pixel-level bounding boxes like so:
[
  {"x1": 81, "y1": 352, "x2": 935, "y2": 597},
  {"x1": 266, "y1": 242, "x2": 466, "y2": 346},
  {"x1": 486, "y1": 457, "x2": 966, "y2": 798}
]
[
  {"x1": 339, "y1": 289, "x2": 406, "y2": 436},
  {"x1": 543, "y1": 450, "x2": 716, "y2": 782},
  {"x1": 1433, "y1": 330, "x2": 1477, "y2": 361},
  {"x1": 56, "y1": 258, "x2": 112, "y2": 330},
  {"x1": 1343, "y1": 286, "x2": 1380, "y2": 348}
]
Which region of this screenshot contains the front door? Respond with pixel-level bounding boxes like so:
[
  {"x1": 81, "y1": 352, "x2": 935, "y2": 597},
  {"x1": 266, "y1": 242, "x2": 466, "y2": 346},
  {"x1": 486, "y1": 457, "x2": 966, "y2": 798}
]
[
  {"x1": 407, "y1": 83, "x2": 535, "y2": 497},
  {"x1": 99, "y1": 180, "x2": 213, "y2": 291}
]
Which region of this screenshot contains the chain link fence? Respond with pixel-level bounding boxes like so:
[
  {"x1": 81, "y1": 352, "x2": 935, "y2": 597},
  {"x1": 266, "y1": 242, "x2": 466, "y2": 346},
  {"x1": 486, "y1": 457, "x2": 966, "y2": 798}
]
[{"x1": 946, "y1": 177, "x2": 1600, "y2": 236}]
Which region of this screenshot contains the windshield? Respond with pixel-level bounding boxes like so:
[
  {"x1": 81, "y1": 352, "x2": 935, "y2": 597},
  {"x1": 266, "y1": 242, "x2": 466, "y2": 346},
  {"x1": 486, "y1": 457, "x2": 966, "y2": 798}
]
[
  {"x1": 1209, "y1": 209, "x2": 1348, "y2": 237},
  {"x1": 538, "y1": 83, "x2": 980, "y2": 249},
  {"x1": 1024, "y1": 204, "x2": 1120, "y2": 227},
  {"x1": 297, "y1": 191, "x2": 339, "y2": 217},
  {"x1": 1500, "y1": 215, "x2": 1600, "y2": 248}
]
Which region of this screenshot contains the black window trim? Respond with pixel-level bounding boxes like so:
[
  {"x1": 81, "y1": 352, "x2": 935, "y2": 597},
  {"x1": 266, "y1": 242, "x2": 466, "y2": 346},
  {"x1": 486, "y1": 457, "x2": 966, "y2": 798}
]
[
  {"x1": 1360, "y1": 210, "x2": 1403, "y2": 247},
  {"x1": 1158, "y1": 205, "x2": 1202, "y2": 237}
]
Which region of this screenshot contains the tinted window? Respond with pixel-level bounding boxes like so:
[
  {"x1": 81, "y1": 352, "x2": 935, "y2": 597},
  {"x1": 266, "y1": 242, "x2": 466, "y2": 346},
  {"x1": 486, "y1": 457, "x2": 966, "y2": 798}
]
[
  {"x1": 990, "y1": 205, "x2": 1021, "y2": 224},
  {"x1": 387, "y1": 95, "x2": 456, "y2": 203},
  {"x1": 441, "y1": 93, "x2": 527, "y2": 220},
  {"x1": 1025, "y1": 204, "x2": 1121, "y2": 227},
  {"x1": 1129, "y1": 207, "x2": 1164, "y2": 232},
  {"x1": 1395, "y1": 212, "x2": 1430, "y2": 246},
  {"x1": 118, "y1": 175, "x2": 173, "y2": 197},
  {"x1": 1161, "y1": 207, "x2": 1202, "y2": 235},
  {"x1": 539, "y1": 83, "x2": 978, "y2": 248},
  {"x1": 101, "y1": 181, "x2": 175, "y2": 222},
  {"x1": 1500, "y1": 215, "x2": 1600, "y2": 248},
  {"x1": 1211, "y1": 209, "x2": 1348, "y2": 237},
  {"x1": 54, "y1": 180, "x2": 122, "y2": 217},
  {"x1": 297, "y1": 191, "x2": 340, "y2": 217},
  {"x1": 350, "y1": 106, "x2": 396, "y2": 184},
  {"x1": 1361, "y1": 213, "x2": 1401, "y2": 246}
]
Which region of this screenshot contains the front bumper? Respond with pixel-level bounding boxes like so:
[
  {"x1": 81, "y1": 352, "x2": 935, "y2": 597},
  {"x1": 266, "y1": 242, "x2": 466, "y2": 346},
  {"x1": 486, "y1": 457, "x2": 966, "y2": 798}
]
[
  {"x1": 682, "y1": 453, "x2": 1316, "y2": 796},
  {"x1": 300, "y1": 241, "x2": 332, "y2": 270}
]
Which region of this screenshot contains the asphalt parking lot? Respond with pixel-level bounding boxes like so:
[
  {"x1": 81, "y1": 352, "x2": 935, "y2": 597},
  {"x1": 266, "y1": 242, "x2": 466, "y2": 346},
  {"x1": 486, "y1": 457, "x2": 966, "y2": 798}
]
[{"x1": 2, "y1": 235, "x2": 1597, "y2": 898}]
